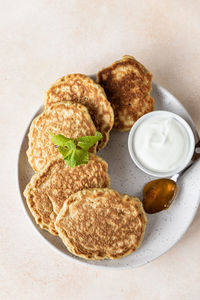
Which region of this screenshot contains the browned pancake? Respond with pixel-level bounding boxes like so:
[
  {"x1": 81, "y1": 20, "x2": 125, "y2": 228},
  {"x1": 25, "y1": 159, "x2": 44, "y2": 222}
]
[
  {"x1": 97, "y1": 55, "x2": 154, "y2": 131},
  {"x1": 55, "y1": 188, "x2": 147, "y2": 260}
]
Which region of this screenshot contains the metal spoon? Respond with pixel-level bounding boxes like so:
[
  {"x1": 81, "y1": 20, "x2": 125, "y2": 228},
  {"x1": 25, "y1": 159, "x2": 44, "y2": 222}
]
[{"x1": 143, "y1": 140, "x2": 200, "y2": 214}]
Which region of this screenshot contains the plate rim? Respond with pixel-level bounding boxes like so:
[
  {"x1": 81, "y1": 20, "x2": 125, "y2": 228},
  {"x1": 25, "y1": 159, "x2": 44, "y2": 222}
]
[{"x1": 17, "y1": 81, "x2": 200, "y2": 269}]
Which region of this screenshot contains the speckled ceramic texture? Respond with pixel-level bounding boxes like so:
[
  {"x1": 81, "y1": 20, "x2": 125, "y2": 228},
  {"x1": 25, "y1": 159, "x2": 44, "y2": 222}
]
[{"x1": 17, "y1": 82, "x2": 200, "y2": 269}]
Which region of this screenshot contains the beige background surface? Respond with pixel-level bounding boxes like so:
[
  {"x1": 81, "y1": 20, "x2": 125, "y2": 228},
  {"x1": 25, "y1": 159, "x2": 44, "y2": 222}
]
[{"x1": 1, "y1": 1, "x2": 200, "y2": 299}]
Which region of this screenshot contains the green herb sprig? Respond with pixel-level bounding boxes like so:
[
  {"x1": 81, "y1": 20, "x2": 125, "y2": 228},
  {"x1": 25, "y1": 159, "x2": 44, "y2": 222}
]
[{"x1": 49, "y1": 132, "x2": 102, "y2": 167}]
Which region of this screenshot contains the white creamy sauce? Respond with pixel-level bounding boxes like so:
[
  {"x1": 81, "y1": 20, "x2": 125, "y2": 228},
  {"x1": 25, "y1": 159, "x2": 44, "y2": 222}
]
[{"x1": 133, "y1": 116, "x2": 189, "y2": 172}]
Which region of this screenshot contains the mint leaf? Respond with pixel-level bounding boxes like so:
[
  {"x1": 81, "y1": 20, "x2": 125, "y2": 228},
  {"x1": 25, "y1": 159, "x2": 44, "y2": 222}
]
[
  {"x1": 77, "y1": 131, "x2": 102, "y2": 150},
  {"x1": 49, "y1": 132, "x2": 72, "y2": 147},
  {"x1": 75, "y1": 149, "x2": 89, "y2": 165},
  {"x1": 63, "y1": 149, "x2": 88, "y2": 167},
  {"x1": 64, "y1": 140, "x2": 76, "y2": 150},
  {"x1": 64, "y1": 150, "x2": 76, "y2": 167},
  {"x1": 49, "y1": 131, "x2": 102, "y2": 168},
  {"x1": 58, "y1": 146, "x2": 72, "y2": 158}
]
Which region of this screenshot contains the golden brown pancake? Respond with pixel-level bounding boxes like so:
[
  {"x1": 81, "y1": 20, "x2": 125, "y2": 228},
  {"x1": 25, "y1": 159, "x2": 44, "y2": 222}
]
[
  {"x1": 24, "y1": 168, "x2": 58, "y2": 235},
  {"x1": 46, "y1": 155, "x2": 110, "y2": 214},
  {"x1": 97, "y1": 55, "x2": 154, "y2": 131},
  {"x1": 23, "y1": 155, "x2": 110, "y2": 235},
  {"x1": 27, "y1": 101, "x2": 96, "y2": 172},
  {"x1": 55, "y1": 188, "x2": 147, "y2": 260},
  {"x1": 44, "y1": 74, "x2": 114, "y2": 150}
]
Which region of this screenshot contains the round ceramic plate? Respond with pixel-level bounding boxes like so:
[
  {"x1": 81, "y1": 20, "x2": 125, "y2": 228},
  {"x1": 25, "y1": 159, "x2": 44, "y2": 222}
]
[{"x1": 17, "y1": 82, "x2": 200, "y2": 269}]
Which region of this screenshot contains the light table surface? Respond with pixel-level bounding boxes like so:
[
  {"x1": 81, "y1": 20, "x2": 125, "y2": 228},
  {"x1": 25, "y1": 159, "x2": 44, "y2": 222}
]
[{"x1": 1, "y1": 1, "x2": 200, "y2": 299}]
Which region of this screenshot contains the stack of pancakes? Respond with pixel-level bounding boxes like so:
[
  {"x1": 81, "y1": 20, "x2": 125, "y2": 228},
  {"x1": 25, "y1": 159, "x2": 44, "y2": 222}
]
[{"x1": 24, "y1": 55, "x2": 152, "y2": 260}]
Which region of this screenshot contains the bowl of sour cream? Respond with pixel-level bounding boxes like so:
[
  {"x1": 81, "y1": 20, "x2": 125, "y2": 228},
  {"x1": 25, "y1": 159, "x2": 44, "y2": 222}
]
[{"x1": 128, "y1": 110, "x2": 195, "y2": 177}]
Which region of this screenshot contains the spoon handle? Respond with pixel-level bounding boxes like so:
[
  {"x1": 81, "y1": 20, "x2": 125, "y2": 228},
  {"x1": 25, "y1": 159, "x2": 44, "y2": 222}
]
[
  {"x1": 171, "y1": 140, "x2": 200, "y2": 182},
  {"x1": 192, "y1": 139, "x2": 200, "y2": 161}
]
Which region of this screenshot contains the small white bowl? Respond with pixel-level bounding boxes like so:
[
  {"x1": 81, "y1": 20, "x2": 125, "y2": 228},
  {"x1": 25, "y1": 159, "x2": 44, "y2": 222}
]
[{"x1": 128, "y1": 110, "x2": 195, "y2": 177}]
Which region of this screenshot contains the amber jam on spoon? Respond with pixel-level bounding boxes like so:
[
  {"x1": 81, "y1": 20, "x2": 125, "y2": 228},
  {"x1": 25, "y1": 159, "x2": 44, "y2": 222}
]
[
  {"x1": 142, "y1": 140, "x2": 200, "y2": 214},
  {"x1": 143, "y1": 179, "x2": 177, "y2": 214}
]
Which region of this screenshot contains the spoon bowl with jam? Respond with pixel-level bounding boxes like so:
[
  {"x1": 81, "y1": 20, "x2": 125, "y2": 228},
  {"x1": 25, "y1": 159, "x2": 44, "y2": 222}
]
[{"x1": 143, "y1": 140, "x2": 200, "y2": 214}]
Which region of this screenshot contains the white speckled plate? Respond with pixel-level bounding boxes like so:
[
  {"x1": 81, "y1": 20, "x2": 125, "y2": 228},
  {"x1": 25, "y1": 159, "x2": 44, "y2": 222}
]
[{"x1": 17, "y1": 82, "x2": 200, "y2": 269}]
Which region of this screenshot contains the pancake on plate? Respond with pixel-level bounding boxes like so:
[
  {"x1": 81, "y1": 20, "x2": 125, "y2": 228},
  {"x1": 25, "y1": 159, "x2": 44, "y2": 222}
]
[
  {"x1": 27, "y1": 101, "x2": 96, "y2": 172},
  {"x1": 97, "y1": 55, "x2": 154, "y2": 131},
  {"x1": 24, "y1": 169, "x2": 58, "y2": 235},
  {"x1": 44, "y1": 74, "x2": 114, "y2": 150},
  {"x1": 23, "y1": 155, "x2": 110, "y2": 235},
  {"x1": 55, "y1": 188, "x2": 147, "y2": 260}
]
